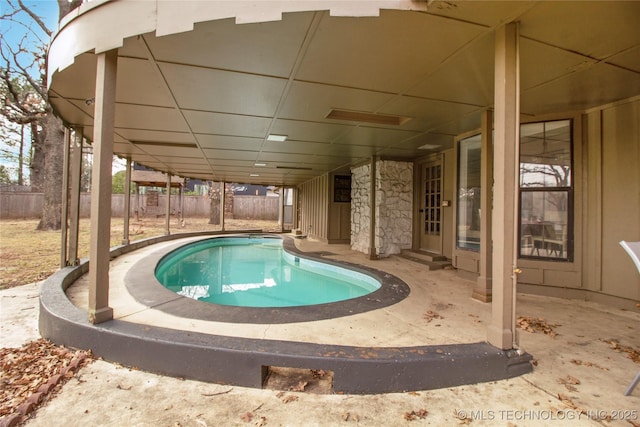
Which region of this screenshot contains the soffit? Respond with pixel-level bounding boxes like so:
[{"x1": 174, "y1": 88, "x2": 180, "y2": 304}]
[{"x1": 47, "y1": 1, "x2": 640, "y2": 186}]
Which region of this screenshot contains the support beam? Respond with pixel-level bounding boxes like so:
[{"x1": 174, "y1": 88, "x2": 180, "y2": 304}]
[
  {"x1": 165, "y1": 173, "x2": 171, "y2": 235},
  {"x1": 88, "y1": 49, "x2": 117, "y2": 324},
  {"x1": 487, "y1": 23, "x2": 520, "y2": 350},
  {"x1": 60, "y1": 127, "x2": 70, "y2": 268},
  {"x1": 122, "y1": 157, "x2": 131, "y2": 245},
  {"x1": 279, "y1": 187, "x2": 285, "y2": 233},
  {"x1": 68, "y1": 128, "x2": 83, "y2": 265},
  {"x1": 474, "y1": 109, "x2": 494, "y2": 302},
  {"x1": 220, "y1": 182, "x2": 226, "y2": 231}
]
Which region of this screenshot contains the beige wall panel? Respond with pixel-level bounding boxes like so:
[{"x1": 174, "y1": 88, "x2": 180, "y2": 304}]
[
  {"x1": 518, "y1": 268, "x2": 543, "y2": 285},
  {"x1": 543, "y1": 269, "x2": 580, "y2": 288},
  {"x1": 298, "y1": 174, "x2": 329, "y2": 242},
  {"x1": 454, "y1": 254, "x2": 478, "y2": 274},
  {"x1": 600, "y1": 100, "x2": 640, "y2": 300},
  {"x1": 582, "y1": 111, "x2": 603, "y2": 292}
]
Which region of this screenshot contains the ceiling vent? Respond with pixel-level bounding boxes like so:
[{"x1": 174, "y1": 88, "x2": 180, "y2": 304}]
[{"x1": 326, "y1": 109, "x2": 411, "y2": 126}]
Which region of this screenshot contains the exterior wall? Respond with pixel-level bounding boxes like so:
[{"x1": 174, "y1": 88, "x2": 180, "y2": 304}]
[
  {"x1": 298, "y1": 174, "x2": 329, "y2": 241},
  {"x1": 375, "y1": 160, "x2": 413, "y2": 257},
  {"x1": 351, "y1": 160, "x2": 413, "y2": 257},
  {"x1": 582, "y1": 99, "x2": 640, "y2": 302},
  {"x1": 516, "y1": 98, "x2": 640, "y2": 308}
]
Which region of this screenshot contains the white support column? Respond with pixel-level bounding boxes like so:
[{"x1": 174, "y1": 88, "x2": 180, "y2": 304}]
[
  {"x1": 474, "y1": 109, "x2": 494, "y2": 302},
  {"x1": 487, "y1": 23, "x2": 521, "y2": 350},
  {"x1": 122, "y1": 157, "x2": 131, "y2": 245},
  {"x1": 88, "y1": 49, "x2": 118, "y2": 324}
]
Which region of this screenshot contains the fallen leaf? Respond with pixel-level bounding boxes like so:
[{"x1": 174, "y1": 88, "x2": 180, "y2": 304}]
[
  {"x1": 280, "y1": 394, "x2": 299, "y2": 404},
  {"x1": 404, "y1": 409, "x2": 428, "y2": 420},
  {"x1": 558, "y1": 375, "x2": 580, "y2": 385},
  {"x1": 240, "y1": 412, "x2": 253, "y2": 422},
  {"x1": 423, "y1": 311, "x2": 443, "y2": 323}
]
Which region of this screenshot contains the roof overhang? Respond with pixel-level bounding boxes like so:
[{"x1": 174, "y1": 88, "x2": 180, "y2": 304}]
[{"x1": 47, "y1": 0, "x2": 640, "y2": 186}]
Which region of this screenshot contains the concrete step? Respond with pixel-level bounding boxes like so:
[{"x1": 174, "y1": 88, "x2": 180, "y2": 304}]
[{"x1": 398, "y1": 250, "x2": 452, "y2": 270}]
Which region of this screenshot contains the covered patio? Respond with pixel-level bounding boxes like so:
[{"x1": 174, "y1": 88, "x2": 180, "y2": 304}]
[{"x1": 42, "y1": 0, "x2": 639, "y2": 393}]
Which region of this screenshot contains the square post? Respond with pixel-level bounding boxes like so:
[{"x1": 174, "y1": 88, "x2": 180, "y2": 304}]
[
  {"x1": 487, "y1": 23, "x2": 521, "y2": 350},
  {"x1": 68, "y1": 128, "x2": 84, "y2": 265},
  {"x1": 122, "y1": 157, "x2": 131, "y2": 245},
  {"x1": 473, "y1": 109, "x2": 494, "y2": 302},
  {"x1": 88, "y1": 49, "x2": 118, "y2": 324},
  {"x1": 165, "y1": 173, "x2": 171, "y2": 235},
  {"x1": 60, "y1": 127, "x2": 70, "y2": 268}
]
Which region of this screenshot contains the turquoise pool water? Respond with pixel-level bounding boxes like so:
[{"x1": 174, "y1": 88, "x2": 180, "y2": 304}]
[{"x1": 155, "y1": 237, "x2": 381, "y2": 308}]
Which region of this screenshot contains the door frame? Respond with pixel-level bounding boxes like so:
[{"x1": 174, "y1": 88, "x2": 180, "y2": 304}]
[{"x1": 414, "y1": 156, "x2": 444, "y2": 254}]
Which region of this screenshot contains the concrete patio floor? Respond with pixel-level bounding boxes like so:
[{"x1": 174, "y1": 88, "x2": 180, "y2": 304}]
[{"x1": 2, "y1": 235, "x2": 639, "y2": 426}]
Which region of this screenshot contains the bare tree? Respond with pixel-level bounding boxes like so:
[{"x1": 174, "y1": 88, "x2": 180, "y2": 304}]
[{"x1": 0, "y1": 0, "x2": 81, "y2": 229}]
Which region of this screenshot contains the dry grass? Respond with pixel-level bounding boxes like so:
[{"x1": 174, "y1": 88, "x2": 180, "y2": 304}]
[{"x1": 0, "y1": 217, "x2": 280, "y2": 289}]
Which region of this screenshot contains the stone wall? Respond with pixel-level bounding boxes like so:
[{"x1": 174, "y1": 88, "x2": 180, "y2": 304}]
[
  {"x1": 376, "y1": 160, "x2": 413, "y2": 256},
  {"x1": 350, "y1": 160, "x2": 413, "y2": 257},
  {"x1": 350, "y1": 163, "x2": 371, "y2": 254}
]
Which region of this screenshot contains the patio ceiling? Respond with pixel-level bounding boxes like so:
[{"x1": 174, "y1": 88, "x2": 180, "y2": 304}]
[{"x1": 48, "y1": 1, "x2": 640, "y2": 186}]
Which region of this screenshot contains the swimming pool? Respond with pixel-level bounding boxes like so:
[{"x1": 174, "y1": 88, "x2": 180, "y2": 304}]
[{"x1": 155, "y1": 236, "x2": 381, "y2": 308}]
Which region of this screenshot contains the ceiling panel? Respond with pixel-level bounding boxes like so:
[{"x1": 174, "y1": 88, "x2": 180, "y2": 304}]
[
  {"x1": 196, "y1": 135, "x2": 263, "y2": 151},
  {"x1": 296, "y1": 10, "x2": 485, "y2": 93},
  {"x1": 117, "y1": 129, "x2": 196, "y2": 144},
  {"x1": 522, "y1": 63, "x2": 640, "y2": 115},
  {"x1": 405, "y1": 33, "x2": 494, "y2": 106},
  {"x1": 115, "y1": 104, "x2": 189, "y2": 132},
  {"x1": 269, "y1": 119, "x2": 352, "y2": 143},
  {"x1": 184, "y1": 110, "x2": 271, "y2": 136},
  {"x1": 136, "y1": 145, "x2": 201, "y2": 157},
  {"x1": 204, "y1": 148, "x2": 259, "y2": 161},
  {"x1": 379, "y1": 96, "x2": 481, "y2": 132},
  {"x1": 262, "y1": 140, "x2": 331, "y2": 155},
  {"x1": 519, "y1": 2, "x2": 640, "y2": 60},
  {"x1": 608, "y1": 46, "x2": 640, "y2": 73},
  {"x1": 143, "y1": 13, "x2": 314, "y2": 77},
  {"x1": 278, "y1": 81, "x2": 395, "y2": 122},
  {"x1": 333, "y1": 126, "x2": 421, "y2": 148},
  {"x1": 159, "y1": 62, "x2": 288, "y2": 116},
  {"x1": 116, "y1": 57, "x2": 175, "y2": 108},
  {"x1": 520, "y1": 38, "x2": 598, "y2": 92}
]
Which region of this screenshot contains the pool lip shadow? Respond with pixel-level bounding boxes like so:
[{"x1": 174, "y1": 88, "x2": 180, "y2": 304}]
[{"x1": 125, "y1": 234, "x2": 411, "y2": 324}]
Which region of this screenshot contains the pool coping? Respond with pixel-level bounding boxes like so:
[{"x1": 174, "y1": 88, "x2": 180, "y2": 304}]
[
  {"x1": 39, "y1": 231, "x2": 534, "y2": 394},
  {"x1": 125, "y1": 234, "x2": 411, "y2": 324}
]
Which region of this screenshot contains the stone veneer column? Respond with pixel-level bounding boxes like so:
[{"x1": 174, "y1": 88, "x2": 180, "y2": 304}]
[
  {"x1": 375, "y1": 160, "x2": 413, "y2": 257},
  {"x1": 88, "y1": 49, "x2": 117, "y2": 324},
  {"x1": 487, "y1": 23, "x2": 520, "y2": 350},
  {"x1": 350, "y1": 160, "x2": 413, "y2": 258},
  {"x1": 350, "y1": 163, "x2": 371, "y2": 254}
]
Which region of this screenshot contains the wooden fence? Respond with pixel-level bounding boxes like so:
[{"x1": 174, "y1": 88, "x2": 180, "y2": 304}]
[{"x1": 0, "y1": 193, "x2": 279, "y2": 220}]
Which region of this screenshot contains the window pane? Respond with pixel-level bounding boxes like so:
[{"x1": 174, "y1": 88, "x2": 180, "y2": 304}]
[
  {"x1": 520, "y1": 191, "x2": 569, "y2": 260},
  {"x1": 520, "y1": 120, "x2": 571, "y2": 188},
  {"x1": 457, "y1": 134, "x2": 481, "y2": 250}
]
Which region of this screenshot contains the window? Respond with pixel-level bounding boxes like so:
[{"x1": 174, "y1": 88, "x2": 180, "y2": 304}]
[
  {"x1": 457, "y1": 134, "x2": 482, "y2": 251},
  {"x1": 519, "y1": 120, "x2": 573, "y2": 261}
]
